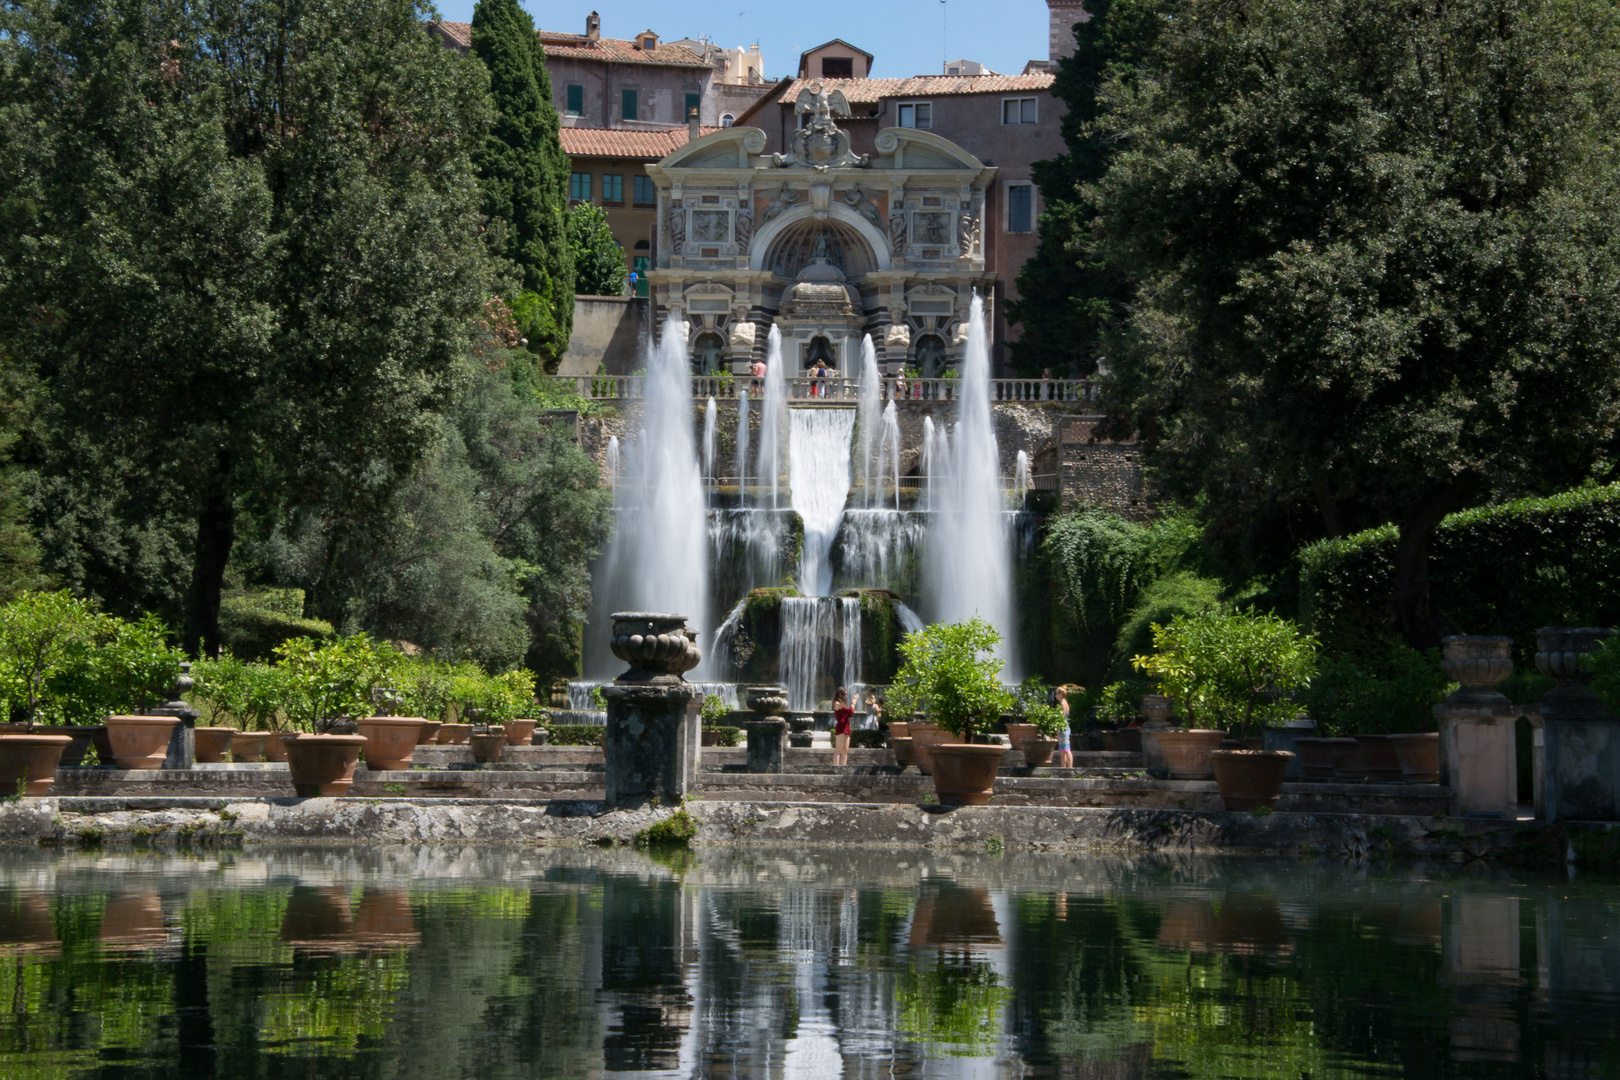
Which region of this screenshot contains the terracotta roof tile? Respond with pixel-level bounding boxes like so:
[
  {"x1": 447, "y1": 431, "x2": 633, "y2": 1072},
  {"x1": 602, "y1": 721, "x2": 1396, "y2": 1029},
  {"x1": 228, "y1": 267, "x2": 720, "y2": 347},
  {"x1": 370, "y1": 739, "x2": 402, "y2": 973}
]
[
  {"x1": 779, "y1": 73, "x2": 1055, "y2": 105},
  {"x1": 559, "y1": 125, "x2": 723, "y2": 160},
  {"x1": 427, "y1": 22, "x2": 712, "y2": 68}
]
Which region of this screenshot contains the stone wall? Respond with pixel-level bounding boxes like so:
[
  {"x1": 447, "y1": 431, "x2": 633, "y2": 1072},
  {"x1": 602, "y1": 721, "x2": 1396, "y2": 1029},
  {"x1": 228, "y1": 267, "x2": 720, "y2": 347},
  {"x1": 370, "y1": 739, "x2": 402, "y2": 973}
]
[
  {"x1": 1058, "y1": 415, "x2": 1151, "y2": 521},
  {"x1": 558, "y1": 296, "x2": 649, "y2": 377}
]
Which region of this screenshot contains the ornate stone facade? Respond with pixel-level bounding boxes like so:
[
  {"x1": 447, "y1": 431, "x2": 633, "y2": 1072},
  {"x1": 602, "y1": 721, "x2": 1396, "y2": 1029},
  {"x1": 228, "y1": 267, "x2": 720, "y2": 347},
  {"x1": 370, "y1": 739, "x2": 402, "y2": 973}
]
[{"x1": 645, "y1": 112, "x2": 996, "y2": 374}]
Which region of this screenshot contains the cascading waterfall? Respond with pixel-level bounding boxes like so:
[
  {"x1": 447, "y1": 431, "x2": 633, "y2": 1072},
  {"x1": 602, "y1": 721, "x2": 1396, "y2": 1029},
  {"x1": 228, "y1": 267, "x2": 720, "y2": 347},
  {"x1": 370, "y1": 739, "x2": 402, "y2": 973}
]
[
  {"x1": 779, "y1": 596, "x2": 862, "y2": 711},
  {"x1": 856, "y1": 335, "x2": 882, "y2": 506},
  {"x1": 735, "y1": 390, "x2": 751, "y2": 489},
  {"x1": 703, "y1": 397, "x2": 717, "y2": 487},
  {"x1": 605, "y1": 436, "x2": 620, "y2": 488},
  {"x1": 924, "y1": 293, "x2": 1015, "y2": 675},
  {"x1": 757, "y1": 327, "x2": 787, "y2": 509},
  {"x1": 1014, "y1": 450, "x2": 1030, "y2": 504},
  {"x1": 789, "y1": 408, "x2": 857, "y2": 597},
  {"x1": 877, "y1": 401, "x2": 901, "y2": 510},
  {"x1": 583, "y1": 314, "x2": 710, "y2": 678}
]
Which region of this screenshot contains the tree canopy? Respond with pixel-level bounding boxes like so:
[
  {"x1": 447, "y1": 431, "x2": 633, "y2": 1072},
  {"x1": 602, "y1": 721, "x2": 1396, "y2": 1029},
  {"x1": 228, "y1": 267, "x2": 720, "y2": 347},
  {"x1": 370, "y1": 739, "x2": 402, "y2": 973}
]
[
  {"x1": 1089, "y1": 0, "x2": 1620, "y2": 647},
  {"x1": 569, "y1": 204, "x2": 627, "y2": 297}
]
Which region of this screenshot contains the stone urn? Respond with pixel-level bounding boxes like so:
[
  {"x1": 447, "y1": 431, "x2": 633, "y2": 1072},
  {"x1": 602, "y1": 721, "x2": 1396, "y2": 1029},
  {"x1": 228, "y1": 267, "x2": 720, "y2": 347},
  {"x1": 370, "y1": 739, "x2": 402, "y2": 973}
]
[
  {"x1": 230, "y1": 731, "x2": 268, "y2": 763},
  {"x1": 355, "y1": 717, "x2": 431, "y2": 771},
  {"x1": 610, "y1": 612, "x2": 702, "y2": 683},
  {"x1": 283, "y1": 734, "x2": 368, "y2": 796},
  {"x1": 193, "y1": 727, "x2": 237, "y2": 764},
  {"x1": 104, "y1": 716, "x2": 182, "y2": 769},
  {"x1": 1440, "y1": 635, "x2": 1515, "y2": 705},
  {"x1": 1536, "y1": 626, "x2": 1617, "y2": 720},
  {"x1": 1140, "y1": 695, "x2": 1174, "y2": 727},
  {"x1": 0, "y1": 734, "x2": 73, "y2": 795},
  {"x1": 745, "y1": 685, "x2": 789, "y2": 717}
]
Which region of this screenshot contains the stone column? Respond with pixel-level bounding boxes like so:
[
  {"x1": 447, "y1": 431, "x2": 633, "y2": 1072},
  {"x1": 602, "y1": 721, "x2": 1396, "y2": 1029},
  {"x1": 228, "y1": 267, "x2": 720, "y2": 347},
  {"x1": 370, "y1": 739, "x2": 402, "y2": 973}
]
[
  {"x1": 603, "y1": 613, "x2": 702, "y2": 809},
  {"x1": 743, "y1": 686, "x2": 789, "y2": 773},
  {"x1": 1435, "y1": 636, "x2": 1518, "y2": 819},
  {"x1": 1536, "y1": 626, "x2": 1620, "y2": 822}
]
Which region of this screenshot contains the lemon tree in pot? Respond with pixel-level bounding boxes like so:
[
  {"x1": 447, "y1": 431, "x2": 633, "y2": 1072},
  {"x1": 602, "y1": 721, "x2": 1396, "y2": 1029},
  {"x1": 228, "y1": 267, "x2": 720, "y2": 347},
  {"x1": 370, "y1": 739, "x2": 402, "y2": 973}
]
[
  {"x1": 276, "y1": 635, "x2": 396, "y2": 796},
  {"x1": 886, "y1": 618, "x2": 1013, "y2": 805},
  {"x1": 1134, "y1": 612, "x2": 1316, "y2": 806}
]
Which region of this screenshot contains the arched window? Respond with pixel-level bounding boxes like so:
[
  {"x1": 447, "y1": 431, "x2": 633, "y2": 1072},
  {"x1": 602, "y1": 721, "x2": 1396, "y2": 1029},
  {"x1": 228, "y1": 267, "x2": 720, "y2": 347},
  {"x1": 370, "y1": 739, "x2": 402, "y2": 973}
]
[{"x1": 720, "y1": 113, "x2": 735, "y2": 128}]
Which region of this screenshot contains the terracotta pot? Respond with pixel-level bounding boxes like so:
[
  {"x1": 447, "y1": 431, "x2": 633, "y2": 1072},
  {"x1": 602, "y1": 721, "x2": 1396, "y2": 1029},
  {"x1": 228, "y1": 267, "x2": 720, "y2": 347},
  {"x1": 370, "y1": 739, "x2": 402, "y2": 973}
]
[
  {"x1": 1105, "y1": 727, "x2": 1143, "y2": 753},
  {"x1": 263, "y1": 732, "x2": 294, "y2": 762},
  {"x1": 888, "y1": 721, "x2": 909, "y2": 739},
  {"x1": 1005, "y1": 722, "x2": 1038, "y2": 748},
  {"x1": 927, "y1": 744, "x2": 1007, "y2": 805},
  {"x1": 354, "y1": 717, "x2": 431, "y2": 771},
  {"x1": 104, "y1": 716, "x2": 180, "y2": 769},
  {"x1": 505, "y1": 718, "x2": 539, "y2": 746},
  {"x1": 1323, "y1": 737, "x2": 1366, "y2": 780},
  {"x1": 1292, "y1": 738, "x2": 1334, "y2": 779},
  {"x1": 907, "y1": 723, "x2": 952, "y2": 776},
  {"x1": 230, "y1": 731, "x2": 268, "y2": 763},
  {"x1": 1154, "y1": 729, "x2": 1227, "y2": 779},
  {"x1": 0, "y1": 734, "x2": 72, "y2": 795},
  {"x1": 50, "y1": 726, "x2": 103, "y2": 767},
  {"x1": 469, "y1": 732, "x2": 505, "y2": 763},
  {"x1": 1354, "y1": 734, "x2": 1404, "y2": 782},
  {"x1": 701, "y1": 729, "x2": 721, "y2": 747},
  {"x1": 1210, "y1": 749, "x2": 1295, "y2": 811},
  {"x1": 415, "y1": 721, "x2": 443, "y2": 746},
  {"x1": 436, "y1": 723, "x2": 472, "y2": 745},
  {"x1": 193, "y1": 727, "x2": 237, "y2": 764},
  {"x1": 283, "y1": 734, "x2": 368, "y2": 796},
  {"x1": 1020, "y1": 737, "x2": 1057, "y2": 766},
  {"x1": 1389, "y1": 732, "x2": 1440, "y2": 784},
  {"x1": 891, "y1": 736, "x2": 917, "y2": 768}
]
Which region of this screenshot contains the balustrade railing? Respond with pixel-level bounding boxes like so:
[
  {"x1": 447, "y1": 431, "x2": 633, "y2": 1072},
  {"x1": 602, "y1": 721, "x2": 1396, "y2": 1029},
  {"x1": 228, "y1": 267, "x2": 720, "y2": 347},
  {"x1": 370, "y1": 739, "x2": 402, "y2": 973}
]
[{"x1": 575, "y1": 375, "x2": 1097, "y2": 404}]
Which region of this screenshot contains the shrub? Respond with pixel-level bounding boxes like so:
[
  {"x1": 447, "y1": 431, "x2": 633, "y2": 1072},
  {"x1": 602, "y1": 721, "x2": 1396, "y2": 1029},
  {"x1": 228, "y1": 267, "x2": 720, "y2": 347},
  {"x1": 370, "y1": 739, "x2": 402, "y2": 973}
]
[
  {"x1": 1300, "y1": 485, "x2": 1620, "y2": 666},
  {"x1": 703, "y1": 725, "x2": 742, "y2": 747},
  {"x1": 217, "y1": 590, "x2": 333, "y2": 662},
  {"x1": 273, "y1": 634, "x2": 400, "y2": 732},
  {"x1": 1585, "y1": 637, "x2": 1620, "y2": 716},
  {"x1": 1133, "y1": 611, "x2": 1318, "y2": 738},
  {"x1": 1023, "y1": 702, "x2": 1069, "y2": 738},
  {"x1": 547, "y1": 723, "x2": 605, "y2": 746},
  {"x1": 1111, "y1": 572, "x2": 1224, "y2": 673},
  {"x1": 1305, "y1": 644, "x2": 1453, "y2": 736},
  {"x1": 448, "y1": 666, "x2": 534, "y2": 725},
  {"x1": 886, "y1": 617, "x2": 1014, "y2": 740},
  {"x1": 190, "y1": 653, "x2": 285, "y2": 731},
  {"x1": 634, "y1": 807, "x2": 698, "y2": 848},
  {"x1": 1093, "y1": 680, "x2": 1147, "y2": 725},
  {"x1": 46, "y1": 612, "x2": 184, "y2": 724},
  {"x1": 0, "y1": 590, "x2": 108, "y2": 723},
  {"x1": 700, "y1": 694, "x2": 728, "y2": 724}
]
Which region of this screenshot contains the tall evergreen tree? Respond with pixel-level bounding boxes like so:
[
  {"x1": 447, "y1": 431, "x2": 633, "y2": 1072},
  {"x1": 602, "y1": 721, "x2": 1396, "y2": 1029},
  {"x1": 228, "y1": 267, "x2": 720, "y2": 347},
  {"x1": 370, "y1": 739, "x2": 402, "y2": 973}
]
[
  {"x1": 1007, "y1": 0, "x2": 1161, "y2": 376},
  {"x1": 471, "y1": 0, "x2": 575, "y2": 365}
]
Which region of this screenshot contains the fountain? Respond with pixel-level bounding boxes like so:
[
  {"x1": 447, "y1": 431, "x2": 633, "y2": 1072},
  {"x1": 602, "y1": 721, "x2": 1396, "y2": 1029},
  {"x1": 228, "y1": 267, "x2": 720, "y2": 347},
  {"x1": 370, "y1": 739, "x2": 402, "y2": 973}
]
[
  {"x1": 856, "y1": 335, "x2": 882, "y2": 506},
  {"x1": 789, "y1": 408, "x2": 856, "y2": 596},
  {"x1": 702, "y1": 397, "x2": 717, "y2": 488},
  {"x1": 735, "y1": 389, "x2": 750, "y2": 490},
  {"x1": 757, "y1": 326, "x2": 787, "y2": 510}
]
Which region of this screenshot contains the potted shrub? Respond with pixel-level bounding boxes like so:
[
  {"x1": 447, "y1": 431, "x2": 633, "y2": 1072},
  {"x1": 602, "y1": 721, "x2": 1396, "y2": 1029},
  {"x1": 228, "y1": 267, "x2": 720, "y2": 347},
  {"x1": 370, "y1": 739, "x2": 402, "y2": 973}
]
[
  {"x1": 1017, "y1": 701, "x2": 1068, "y2": 767},
  {"x1": 1134, "y1": 611, "x2": 1315, "y2": 802},
  {"x1": 275, "y1": 635, "x2": 393, "y2": 795},
  {"x1": 1304, "y1": 644, "x2": 1452, "y2": 783},
  {"x1": 699, "y1": 693, "x2": 729, "y2": 746},
  {"x1": 887, "y1": 618, "x2": 1014, "y2": 804}
]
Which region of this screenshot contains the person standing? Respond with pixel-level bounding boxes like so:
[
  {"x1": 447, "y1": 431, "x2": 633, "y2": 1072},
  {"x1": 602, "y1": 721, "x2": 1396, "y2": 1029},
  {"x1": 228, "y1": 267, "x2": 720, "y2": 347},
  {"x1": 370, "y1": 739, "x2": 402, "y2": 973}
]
[
  {"x1": 751, "y1": 356, "x2": 766, "y2": 394},
  {"x1": 813, "y1": 358, "x2": 830, "y2": 398},
  {"x1": 1055, "y1": 686, "x2": 1073, "y2": 768},
  {"x1": 865, "y1": 693, "x2": 883, "y2": 730},
  {"x1": 832, "y1": 686, "x2": 854, "y2": 765}
]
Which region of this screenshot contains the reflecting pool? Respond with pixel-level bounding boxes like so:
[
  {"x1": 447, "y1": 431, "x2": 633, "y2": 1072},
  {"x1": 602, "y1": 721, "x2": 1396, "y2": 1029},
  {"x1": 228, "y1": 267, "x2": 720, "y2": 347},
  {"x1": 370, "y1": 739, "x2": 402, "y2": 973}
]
[{"x1": 0, "y1": 845, "x2": 1616, "y2": 1077}]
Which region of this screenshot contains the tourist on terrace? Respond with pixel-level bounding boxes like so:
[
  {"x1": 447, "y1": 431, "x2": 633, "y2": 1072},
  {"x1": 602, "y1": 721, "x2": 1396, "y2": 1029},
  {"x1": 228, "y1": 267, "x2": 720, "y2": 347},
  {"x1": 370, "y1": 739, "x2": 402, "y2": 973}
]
[
  {"x1": 865, "y1": 693, "x2": 883, "y2": 730},
  {"x1": 832, "y1": 686, "x2": 854, "y2": 765},
  {"x1": 893, "y1": 370, "x2": 908, "y2": 401},
  {"x1": 1042, "y1": 367, "x2": 1053, "y2": 400},
  {"x1": 751, "y1": 356, "x2": 766, "y2": 393},
  {"x1": 1054, "y1": 686, "x2": 1073, "y2": 768},
  {"x1": 812, "y1": 358, "x2": 830, "y2": 398}
]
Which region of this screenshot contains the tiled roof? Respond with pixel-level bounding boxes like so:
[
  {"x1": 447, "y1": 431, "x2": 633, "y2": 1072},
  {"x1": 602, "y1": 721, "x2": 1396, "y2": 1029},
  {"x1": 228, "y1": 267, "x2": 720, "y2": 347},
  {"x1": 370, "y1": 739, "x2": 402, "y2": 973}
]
[
  {"x1": 427, "y1": 22, "x2": 712, "y2": 68},
  {"x1": 779, "y1": 73, "x2": 1056, "y2": 105},
  {"x1": 559, "y1": 125, "x2": 723, "y2": 160}
]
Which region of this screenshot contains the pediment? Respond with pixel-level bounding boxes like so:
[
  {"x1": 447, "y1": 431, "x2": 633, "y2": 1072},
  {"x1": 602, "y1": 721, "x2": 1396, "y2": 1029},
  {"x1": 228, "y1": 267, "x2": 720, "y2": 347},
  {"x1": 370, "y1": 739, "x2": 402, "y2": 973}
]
[
  {"x1": 661, "y1": 127, "x2": 768, "y2": 169},
  {"x1": 873, "y1": 128, "x2": 986, "y2": 171}
]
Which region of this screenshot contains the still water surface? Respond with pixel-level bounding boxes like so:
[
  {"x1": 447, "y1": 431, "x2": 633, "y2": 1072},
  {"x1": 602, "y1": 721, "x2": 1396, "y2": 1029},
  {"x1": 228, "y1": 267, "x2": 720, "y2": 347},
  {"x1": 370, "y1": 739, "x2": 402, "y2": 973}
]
[{"x1": 0, "y1": 845, "x2": 1616, "y2": 1078}]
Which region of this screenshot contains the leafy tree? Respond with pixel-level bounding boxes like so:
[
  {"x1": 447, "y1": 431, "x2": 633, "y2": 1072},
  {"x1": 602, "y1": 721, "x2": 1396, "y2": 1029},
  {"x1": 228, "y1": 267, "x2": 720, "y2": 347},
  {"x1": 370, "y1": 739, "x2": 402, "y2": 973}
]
[
  {"x1": 0, "y1": 0, "x2": 497, "y2": 656},
  {"x1": 568, "y1": 204, "x2": 627, "y2": 297},
  {"x1": 472, "y1": 0, "x2": 575, "y2": 361},
  {"x1": 273, "y1": 633, "x2": 400, "y2": 732},
  {"x1": 1090, "y1": 0, "x2": 1620, "y2": 649},
  {"x1": 0, "y1": 590, "x2": 106, "y2": 723},
  {"x1": 886, "y1": 618, "x2": 1014, "y2": 741},
  {"x1": 1132, "y1": 611, "x2": 1318, "y2": 738},
  {"x1": 1007, "y1": 0, "x2": 1162, "y2": 376}
]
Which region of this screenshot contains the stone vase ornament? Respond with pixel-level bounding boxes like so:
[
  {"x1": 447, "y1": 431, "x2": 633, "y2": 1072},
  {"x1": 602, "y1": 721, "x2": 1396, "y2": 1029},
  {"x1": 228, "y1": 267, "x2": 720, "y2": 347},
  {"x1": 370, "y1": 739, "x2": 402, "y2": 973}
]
[
  {"x1": 745, "y1": 685, "x2": 789, "y2": 717},
  {"x1": 603, "y1": 612, "x2": 701, "y2": 809},
  {"x1": 104, "y1": 716, "x2": 181, "y2": 769},
  {"x1": 1209, "y1": 749, "x2": 1295, "y2": 811},
  {"x1": 1536, "y1": 626, "x2": 1620, "y2": 821},
  {"x1": 0, "y1": 734, "x2": 73, "y2": 795},
  {"x1": 354, "y1": 717, "x2": 431, "y2": 771},
  {"x1": 193, "y1": 727, "x2": 237, "y2": 764},
  {"x1": 283, "y1": 734, "x2": 368, "y2": 796},
  {"x1": 1536, "y1": 626, "x2": 1616, "y2": 720},
  {"x1": 610, "y1": 612, "x2": 702, "y2": 684},
  {"x1": 1435, "y1": 636, "x2": 1518, "y2": 818},
  {"x1": 1140, "y1": 695, "x2": 1174, "y2": 727},
  {"x1": 230, "y1": 731, "x2": 268, "y2": 763},
  {"x1": 1153, "y1": 729, "x2": 1226, "y2": 779}
]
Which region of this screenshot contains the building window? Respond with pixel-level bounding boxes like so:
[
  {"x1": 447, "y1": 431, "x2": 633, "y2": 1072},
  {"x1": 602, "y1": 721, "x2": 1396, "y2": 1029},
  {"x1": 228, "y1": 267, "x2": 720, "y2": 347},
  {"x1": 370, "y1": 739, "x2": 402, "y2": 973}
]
[
  {"x1": 684, "y1": 92, "x2": 700, "y2": 121},
  {"x1": 565, "y1": 84, "x2": 583, "y2": 116},
  {"x1": 720, "y1": 113, "x2": 735, "y2": 127},
  {"x1": 897, "y1": 102, "x2": 931, "y2": 129},
  {"x1": 633, "y1": 175, "x2": 656, "y2": 206},
  {"x1": 569, "y1": 172, "x2": 592, "y2": 202},
  {"x1": 621, "y1": 88, "x2": 638, "y2": 121},
  {"x1": 1002, "y1": 97, "x2": 1038, "y2": 125},
  {"x1": 602, "y1": 174, "x2": 624, "y2": 205},
  {"x1": 821, "y1": 56, "x2": 853, "y2": 78},
  {"x1": 1007, "y1": 183, "x2": 1034, "y2": 233}
]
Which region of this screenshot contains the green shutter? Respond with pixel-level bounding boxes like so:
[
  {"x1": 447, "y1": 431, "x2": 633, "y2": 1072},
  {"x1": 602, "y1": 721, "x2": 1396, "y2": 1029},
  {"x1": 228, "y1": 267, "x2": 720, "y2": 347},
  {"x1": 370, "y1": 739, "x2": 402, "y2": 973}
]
[
  {"x1": 621, "y1": 88, "x2": 638, "y2": 121},
  {"x1": 566, "y1": 84, "x2": 583, "y2": 116}
]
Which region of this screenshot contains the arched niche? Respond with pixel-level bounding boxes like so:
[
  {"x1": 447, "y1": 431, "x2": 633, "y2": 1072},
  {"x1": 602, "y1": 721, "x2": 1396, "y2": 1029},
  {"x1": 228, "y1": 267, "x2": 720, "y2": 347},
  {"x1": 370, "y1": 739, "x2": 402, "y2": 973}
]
[{"x1": 751, "y1": 203, "x2": 890, "y2": 276}]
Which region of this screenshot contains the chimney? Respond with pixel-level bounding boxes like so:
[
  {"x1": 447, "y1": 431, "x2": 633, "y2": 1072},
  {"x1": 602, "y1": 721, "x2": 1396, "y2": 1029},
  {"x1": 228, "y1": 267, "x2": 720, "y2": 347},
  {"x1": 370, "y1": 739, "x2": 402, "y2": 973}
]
[
  {"x1": 688, "y1": 106, "x2": 700, "y2": 142},
  {"x1": 585, "y1": 11, "x2": 600, "y2": 40}
]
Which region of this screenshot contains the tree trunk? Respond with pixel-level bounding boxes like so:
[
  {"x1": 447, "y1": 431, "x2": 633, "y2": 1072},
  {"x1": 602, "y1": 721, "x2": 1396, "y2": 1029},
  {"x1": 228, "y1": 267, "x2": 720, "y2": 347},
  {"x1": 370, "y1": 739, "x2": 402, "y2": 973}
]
[
  {"x1": 183, "y1": 456, "x2": 236, "y2": 658},
  {"x1": 1389, "y1": 476, "x2": 1473, "y2": 651}
]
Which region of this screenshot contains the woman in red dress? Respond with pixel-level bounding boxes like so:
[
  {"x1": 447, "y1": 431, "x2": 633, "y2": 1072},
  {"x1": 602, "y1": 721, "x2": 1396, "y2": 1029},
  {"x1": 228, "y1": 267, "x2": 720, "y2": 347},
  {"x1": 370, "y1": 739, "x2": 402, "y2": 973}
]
[{"x1": 832, "y1": 686, "x2": 854, "y2": 766}]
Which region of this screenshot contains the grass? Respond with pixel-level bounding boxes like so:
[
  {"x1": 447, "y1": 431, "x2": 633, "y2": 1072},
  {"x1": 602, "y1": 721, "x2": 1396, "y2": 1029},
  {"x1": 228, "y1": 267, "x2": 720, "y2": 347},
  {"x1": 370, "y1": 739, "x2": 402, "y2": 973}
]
[{"x1": 634, "y1": 808, "x2": 699, "y2": 849}]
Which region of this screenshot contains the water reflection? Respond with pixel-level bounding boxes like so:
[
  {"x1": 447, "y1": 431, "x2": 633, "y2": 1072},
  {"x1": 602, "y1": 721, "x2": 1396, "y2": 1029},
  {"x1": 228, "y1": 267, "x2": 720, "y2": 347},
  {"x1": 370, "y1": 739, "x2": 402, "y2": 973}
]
[{"x1": 0, "y1": 846, "x2": 1614, "y2": 1078}]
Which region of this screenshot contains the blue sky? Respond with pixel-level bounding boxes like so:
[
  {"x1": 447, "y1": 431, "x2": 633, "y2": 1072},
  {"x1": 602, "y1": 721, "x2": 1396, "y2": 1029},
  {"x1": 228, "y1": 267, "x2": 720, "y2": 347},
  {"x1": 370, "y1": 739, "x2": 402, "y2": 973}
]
[{"x1": 427, "y1": 0, "x2": 1054, "y2": 80}]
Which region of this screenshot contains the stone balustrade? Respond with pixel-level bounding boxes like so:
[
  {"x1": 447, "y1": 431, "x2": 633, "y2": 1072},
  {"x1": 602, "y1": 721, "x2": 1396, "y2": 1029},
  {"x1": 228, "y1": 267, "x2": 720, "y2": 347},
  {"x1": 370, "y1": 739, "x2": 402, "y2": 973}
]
[{"x1": 573, "y1": 375, "x2": 1098, "y2": 404}]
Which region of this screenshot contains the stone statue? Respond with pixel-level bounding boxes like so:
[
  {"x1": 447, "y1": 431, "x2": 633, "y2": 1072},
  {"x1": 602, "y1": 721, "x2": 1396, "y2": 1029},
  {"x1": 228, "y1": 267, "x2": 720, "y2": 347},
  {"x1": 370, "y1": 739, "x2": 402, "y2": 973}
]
[
  {"x1": 734, "y1": 203, "x2": 753, "y2": 254},
  {"x1": 958, "y1": 204, "x2": 981, "y2": 257},
  {"x1": 812, "y1": 232, "x2": 832, "y2": 262},
  {"x1": 772, "y1": 81, "x2": 871, "y2": 170},
  {"x1": 760, "y1": 182, "x2": 798, "y2": 225},
  {"x1": 695, "y1": 336, "x2": 724, "y2": 375},
  {"x1": 691, "y1": 209, "x2": 729, "y2": 244},
  {"x1": 666, "y1": 200, "x2": 685, "y2": 254},
  {"x1": 844, "y1": 184, "x2": 883, "y2": 230},
  {"x1": 916, "y1": 335, "x2": 946, "y2": 380},
  {"x1": 888, "y1": 198, "x2": 907, "y2": 256}
]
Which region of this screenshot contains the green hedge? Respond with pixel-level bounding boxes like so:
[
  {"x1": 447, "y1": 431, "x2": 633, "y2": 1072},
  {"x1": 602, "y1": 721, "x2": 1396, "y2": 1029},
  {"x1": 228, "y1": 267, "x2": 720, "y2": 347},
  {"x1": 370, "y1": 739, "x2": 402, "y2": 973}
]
[
  {"x1": 851, "y1": 730, "x2": 886, "y2": 749},
  {"x1": 219, "y1": 590, "x2": 333, "y2": 662},
  {"x1": 546, "y1": 723, "x2": 604, "y2": 746},
  {"x1": 704, "y1": 725, "x2": 742, "y2": 747},
  {"x1": 1300, "y1": 485, "x2": 1620, "y2": 665}
]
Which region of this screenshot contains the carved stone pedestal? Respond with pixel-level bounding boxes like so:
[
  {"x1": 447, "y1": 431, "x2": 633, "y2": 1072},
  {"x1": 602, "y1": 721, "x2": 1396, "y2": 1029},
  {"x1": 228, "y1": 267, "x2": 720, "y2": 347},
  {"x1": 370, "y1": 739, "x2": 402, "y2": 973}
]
[
  {"x1": 745, "y1": 721, "x2": 788, "y2": 773},
  {"x1": 603, "y1": 613, "x2": 702, "y2": 810},
  {"x1": 1537, "y1": 626, "x2": 1620, "y2": 822},
  {"x1": 1435, "y1": 637, "x2": 1518, "y2": 819},
  {"x1": 1139, "y1": 695, "x2": 1175, "y2": 775},
  {"x1": 151, "y1": 662, "x2": 200, "y2": 770}
]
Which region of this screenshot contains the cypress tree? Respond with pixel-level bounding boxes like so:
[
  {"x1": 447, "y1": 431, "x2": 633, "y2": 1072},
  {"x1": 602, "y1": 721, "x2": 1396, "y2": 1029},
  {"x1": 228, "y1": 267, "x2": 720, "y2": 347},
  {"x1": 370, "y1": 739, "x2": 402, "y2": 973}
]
[{"x1": 472, "y1": 0, "x2": 575, "y2": 364}]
